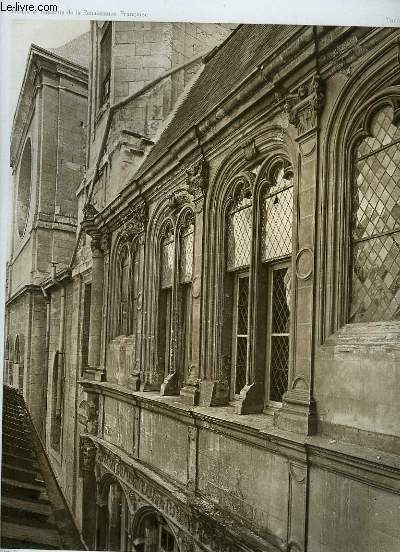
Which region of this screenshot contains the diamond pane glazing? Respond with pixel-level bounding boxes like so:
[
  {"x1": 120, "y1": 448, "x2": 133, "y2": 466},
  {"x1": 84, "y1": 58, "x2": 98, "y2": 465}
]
[
  {"x1": 180, "y1": 224, "x2": 194, "y2": 283},
  {"x1": 353, "y1": 144, "x2": 400, "y2": 240},
  {"x1": 350, "y1": 234, "x2": 400, "y2": 322},
  {"x1": 357, "y1": 106, "x2": 400, "y2": 158},
  {"x1": 237, "y1": 277, "x2": 249, "y2": 335},
  {"x1": 235, "y1": 336, "x2": 247, "y2": 394},
  {"x1": 272, "y1": 268, "x2": 291, "y2": 333},
  {"x1": 269, "y1": 335, "x2": 289, "y2": 402},
  {"x1": 161, "y1": 236, "x2": 174, "y2": 289},
  {"x1": 227, "y1": 205, "x2": 252, "y2": 270},
  {"x1": 351, "y1": 105, "x2": 400, "y2": 323},
  {"x1": 261, "y1": 187, "x2": 293, "y2": 262}
]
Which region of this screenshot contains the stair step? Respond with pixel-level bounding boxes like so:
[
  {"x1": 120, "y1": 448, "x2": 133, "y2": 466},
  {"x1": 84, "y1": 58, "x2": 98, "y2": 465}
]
[
  {"x1": 1, "y1": 504, "x2": 55, "y2": 529},
  {"x1": 1, "y1": 477, "x2": 47, "y2": 502},
  {"x1": 1, "y1": 520, "x2": 61, "y2": 548},
  {"x1": 2, "y1": 431, "x2": 33, "y2": 447},
  {"x1": 3, "y1": 440, "x2": 36, "y2": 456},
  {"x1": 1, "y1": 451, "x2": 40, "y2": 471},
  {"x1": 2, "y1": 463, "x2": 44, "y2": 485},
  {"x1": 1, "y1": 495, "x2": 51, "y2": 515},
  {"x1": 2, "y1": 418, "x2": 29, "y2": 432},
  {"x1": 1, "y1": 536, "x2": 59, "y2": 550}
]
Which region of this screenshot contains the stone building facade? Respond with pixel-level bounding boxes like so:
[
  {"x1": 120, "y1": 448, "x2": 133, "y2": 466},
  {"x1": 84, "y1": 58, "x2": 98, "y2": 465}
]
[{"x1": 5, "y1": 22, "x2": 400, "y2": 552}]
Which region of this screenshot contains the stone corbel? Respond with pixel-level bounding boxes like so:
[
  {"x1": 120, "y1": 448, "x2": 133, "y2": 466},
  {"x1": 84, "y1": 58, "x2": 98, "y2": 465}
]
[
  {"x1": 168, "y1": 189, "x2": 193, "y2": 213},
  {"x1": 283, "y1": 75, "x2": 325, "y2": 138},
  {"x1": 185, "y1": 157, "x2": 209, "y2": 200},
  {"x1": 242, "y1": 138, "x2": 259, "y2": 162}
]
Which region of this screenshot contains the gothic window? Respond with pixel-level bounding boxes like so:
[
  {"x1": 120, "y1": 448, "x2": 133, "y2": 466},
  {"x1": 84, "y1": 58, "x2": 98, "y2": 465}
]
[
  {"x1": 226, "y1": 179, "x2": 252, "y2": 399},
  {"x1": 350, "y1": 104, "x2": 400, "y2": 322},
  {"x1": 220, "y1": 158, "x2": 294, "y2": 407},
  {"x1": 158, "y1": 211, "x2": 195, "y2": 392},
  {"x1": 113, "y1": 240, "x2": 143, "y2": 340},
  {"x1": 99, "y1": 23, "x2": 112, "y2": 107},
  {"x1": 118, "y1": 246, "x2": 130, "y2": 336},
  {"x1": 178, "y1": 212, "x2": 194, "y2": 384},
  {"x1": 158, "y1": 223, "x2": 174, "y2": 378},
  {"x1": 260, "y1": 160, "x2": 293, "y2": 404}
]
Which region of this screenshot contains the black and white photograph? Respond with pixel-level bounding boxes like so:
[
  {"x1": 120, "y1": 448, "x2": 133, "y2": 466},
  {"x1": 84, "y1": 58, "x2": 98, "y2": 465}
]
[{"x1": 0, "y1": 3, "x2": 400, "y2": 551}]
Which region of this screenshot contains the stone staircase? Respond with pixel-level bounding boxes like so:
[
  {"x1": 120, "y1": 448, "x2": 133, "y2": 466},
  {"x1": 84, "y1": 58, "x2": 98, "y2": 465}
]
[{"x1": 1, "y1": 385, "x2": 84, "y2": 549}]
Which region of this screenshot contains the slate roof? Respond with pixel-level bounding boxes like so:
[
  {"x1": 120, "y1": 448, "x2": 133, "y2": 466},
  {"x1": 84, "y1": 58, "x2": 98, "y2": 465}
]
[
  {"x1": 47, "y1": 31, "x2": 90, "y2": 68},
  {"x1": 135, "y1": 24, "x2": 296, "y2": 180}
]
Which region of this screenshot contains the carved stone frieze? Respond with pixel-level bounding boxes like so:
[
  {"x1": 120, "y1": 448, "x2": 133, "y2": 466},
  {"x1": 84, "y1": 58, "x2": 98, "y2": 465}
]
[
  {"x1": 82, "y1": 202, "x2": 99, "y2": 222},
  {"x1": 118, "y1": 200, "x2": 148, "y2": 242},
  {"x1": 283, "y1": 75, "x2": 325, "y2": 137},
  {"x1": 93, "y1": 439, "x2": 253, "y2": 552}
]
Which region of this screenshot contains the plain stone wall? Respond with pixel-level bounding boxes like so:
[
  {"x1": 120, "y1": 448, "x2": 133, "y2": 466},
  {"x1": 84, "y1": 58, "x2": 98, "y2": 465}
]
[
  {"x1": 308, "y1": 466, "x2": 400, "y2": 552},
  {"x1": 198, "y1": 429, "x2": 289, "y2": 546}
]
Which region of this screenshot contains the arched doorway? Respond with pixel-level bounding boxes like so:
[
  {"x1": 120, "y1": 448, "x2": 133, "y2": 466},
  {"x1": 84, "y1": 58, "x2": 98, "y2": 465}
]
[
  {"x1": 97, "y1": 478, "x2": 130, "y2": 551},
  {"x1": 131, "y1": 508, "x2": 179, "y2": 552}
]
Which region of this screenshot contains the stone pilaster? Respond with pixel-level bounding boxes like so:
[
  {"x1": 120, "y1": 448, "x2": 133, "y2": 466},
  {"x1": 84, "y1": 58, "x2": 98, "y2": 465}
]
[
  {"x1": 180, "y1": 157, "x2": 208, "y2": 405},
  {"x1": 276, "y1": 74, "x2": 323, "y2": 434}
]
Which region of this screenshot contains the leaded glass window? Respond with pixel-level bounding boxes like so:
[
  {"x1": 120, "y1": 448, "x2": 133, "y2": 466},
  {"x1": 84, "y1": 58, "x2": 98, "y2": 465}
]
[
  {"x1": 350, "y1": 105, "x2": 400, "y2": 322},
  {"x1": 226, "y1": 186, "x2": 252, "y2": 271},
  {"x1": 261, "y1": 162, "x2": 293, "y2": 262},
  {"x1": 268, "y1": 265, "x2": 291, "y2": 403},
  {"x1": 232, "y1": 274, "x2": 249, "y2": 395}
]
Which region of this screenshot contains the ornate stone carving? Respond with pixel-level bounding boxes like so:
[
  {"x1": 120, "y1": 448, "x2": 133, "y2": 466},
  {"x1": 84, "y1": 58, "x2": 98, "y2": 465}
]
[
  {"x1": 168, "y1": 190, "x2": 192, "y2": 211},
  {"x1": 93, "y1": 440, "x2": 249, "y2": 552},
  {"x1": 242, "y1": 137, "x2": 258, "y2": 162},
  {"x1": 119, "y1": 200, "x2": 148, "y2": 242},
  {"x1": 78, "y1": 399, "x2": 99, "y2": 435},
  {"x1": 186, "y1": 158, "x2": 209, "y2": 198},
  {"x1": 284, "y1": 75, "x2": 325, "y2": 137},
  {"x1": 79, "y1": 436, "x2": 97, "y2": 477},
  {"x1": 82, "y1": 202, "x2": 99, "y2": 222}
]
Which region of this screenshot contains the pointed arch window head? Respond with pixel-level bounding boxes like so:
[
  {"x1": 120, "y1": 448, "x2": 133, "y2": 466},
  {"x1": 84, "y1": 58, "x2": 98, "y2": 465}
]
[
  {"x1": 261, "y1": 160, "x2": 294, "y2": 263},
  {"x1": 350, "y1": 102, "x2": 400, "y2": 323},
  {"x1": 226, "y1": 179, "x2": 253, "y2": 271}
]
